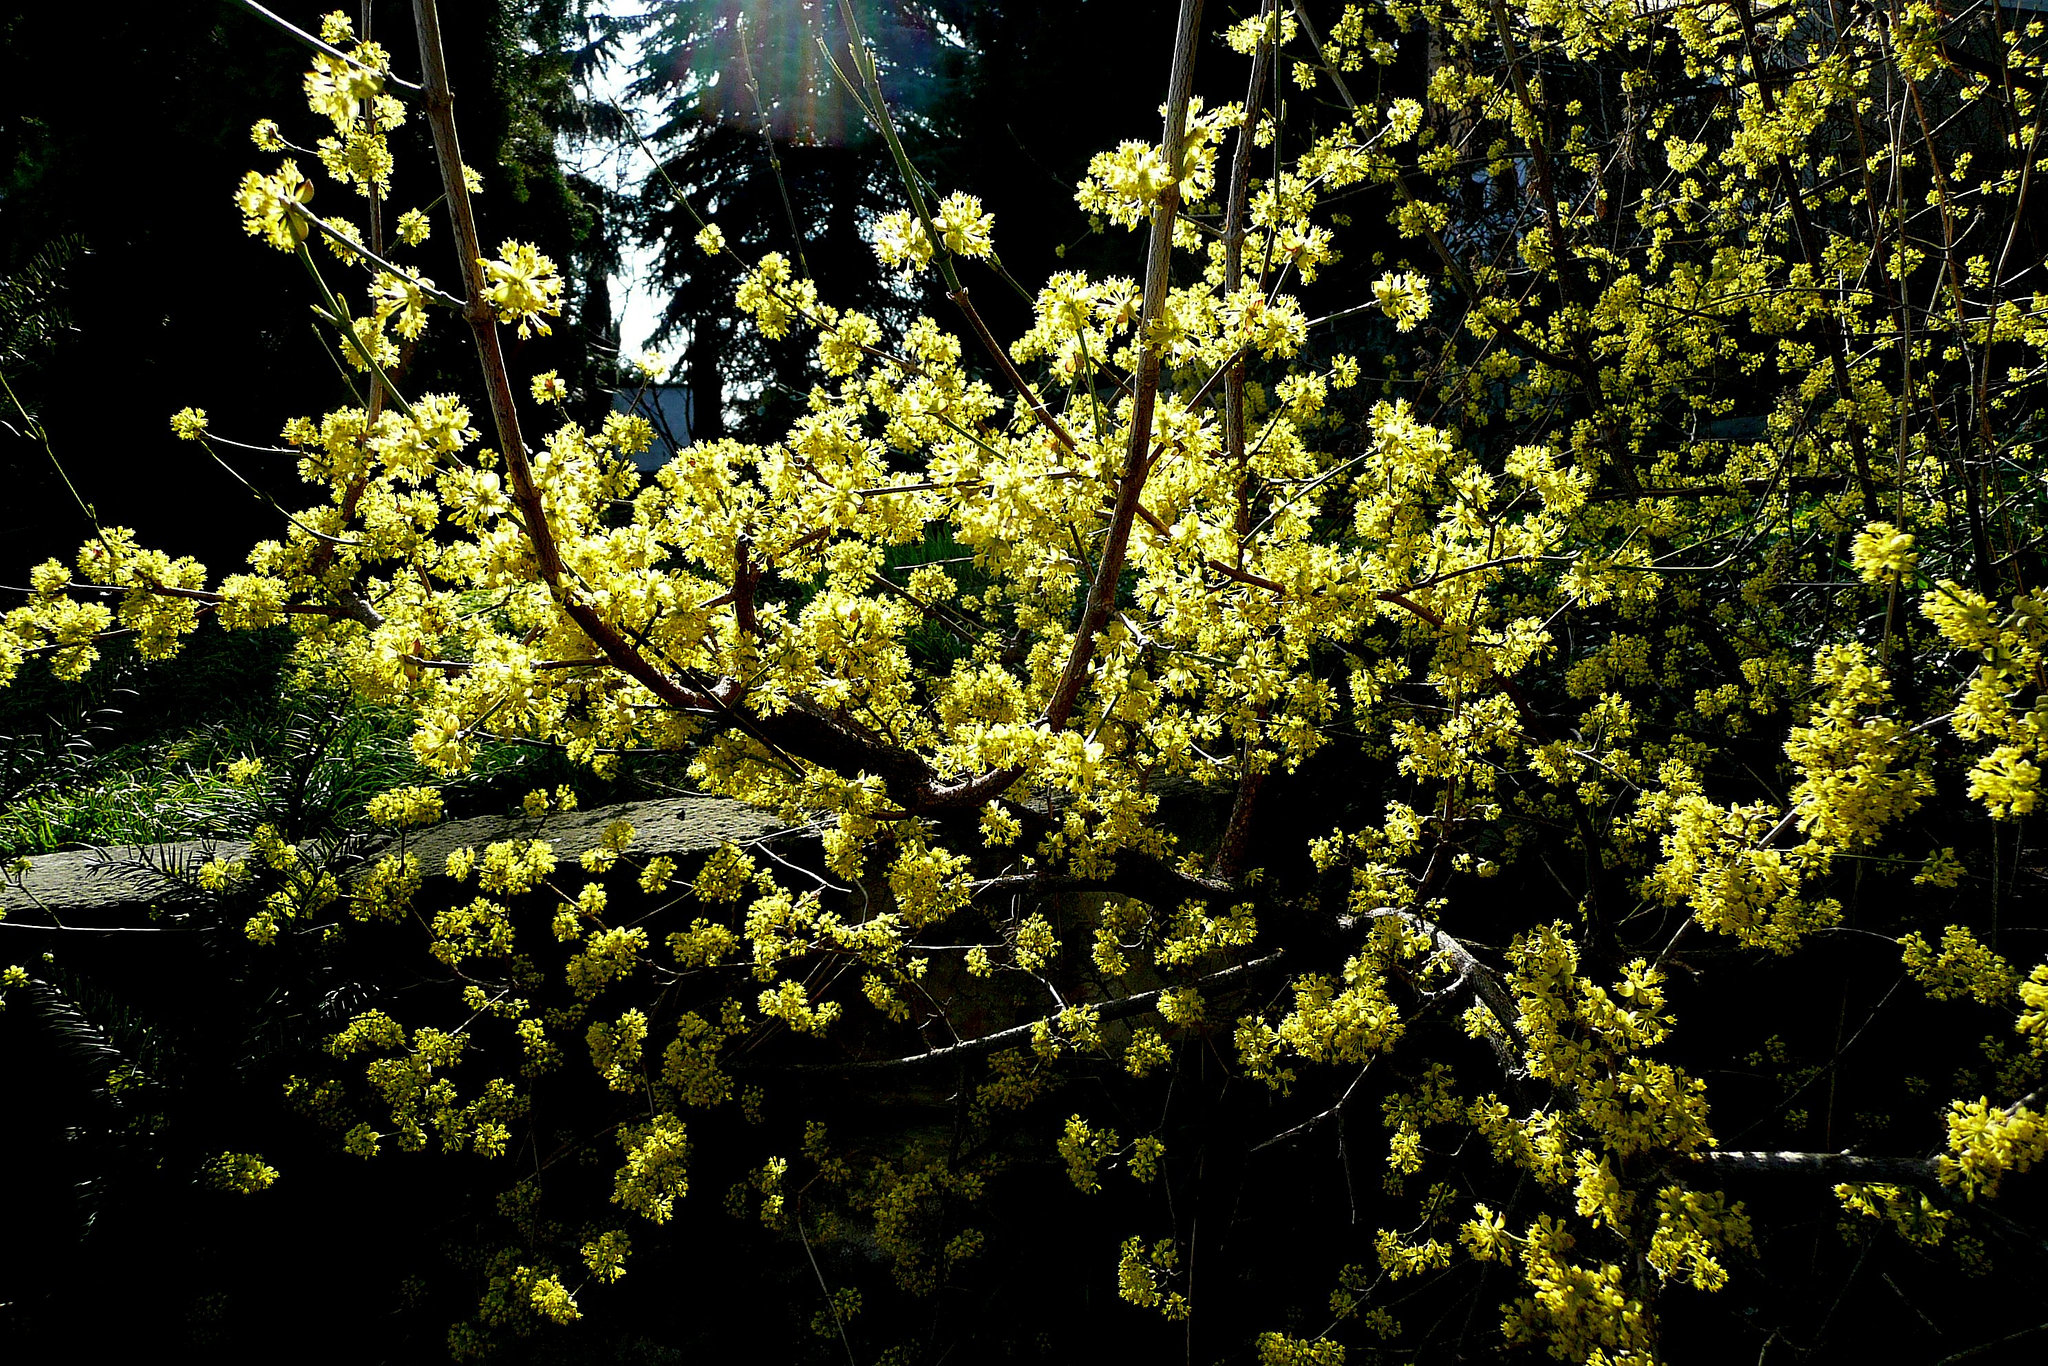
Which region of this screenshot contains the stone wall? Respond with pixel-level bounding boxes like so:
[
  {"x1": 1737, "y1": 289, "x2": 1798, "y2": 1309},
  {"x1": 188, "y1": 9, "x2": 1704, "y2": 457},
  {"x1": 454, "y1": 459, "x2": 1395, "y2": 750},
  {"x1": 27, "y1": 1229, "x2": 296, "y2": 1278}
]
[{"x1": 1, "y1": 795, "x2": 783, "y2": 922}]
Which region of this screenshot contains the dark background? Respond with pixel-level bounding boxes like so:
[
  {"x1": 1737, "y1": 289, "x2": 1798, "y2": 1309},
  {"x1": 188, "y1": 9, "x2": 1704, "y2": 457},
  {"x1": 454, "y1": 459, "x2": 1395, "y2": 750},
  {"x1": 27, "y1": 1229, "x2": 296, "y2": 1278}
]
[{"x1": 0, "y1": 0, "x2": 613, "y2": 581}]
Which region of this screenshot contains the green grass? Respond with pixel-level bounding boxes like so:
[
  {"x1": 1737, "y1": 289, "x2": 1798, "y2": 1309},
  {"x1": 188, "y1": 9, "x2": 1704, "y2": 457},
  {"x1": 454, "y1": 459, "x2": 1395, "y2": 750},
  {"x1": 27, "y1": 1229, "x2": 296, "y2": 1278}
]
[{"x1": 0, "y1": 624, "x2": 693, "y2": 861}]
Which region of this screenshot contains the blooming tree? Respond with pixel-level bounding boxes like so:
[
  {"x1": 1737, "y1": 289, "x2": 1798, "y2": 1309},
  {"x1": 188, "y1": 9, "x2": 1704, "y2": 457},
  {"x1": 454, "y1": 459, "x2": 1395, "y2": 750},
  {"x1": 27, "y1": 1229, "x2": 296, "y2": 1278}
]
[{"x1": 7, "y1": 0, "x2": 2048, "y2": 1360}]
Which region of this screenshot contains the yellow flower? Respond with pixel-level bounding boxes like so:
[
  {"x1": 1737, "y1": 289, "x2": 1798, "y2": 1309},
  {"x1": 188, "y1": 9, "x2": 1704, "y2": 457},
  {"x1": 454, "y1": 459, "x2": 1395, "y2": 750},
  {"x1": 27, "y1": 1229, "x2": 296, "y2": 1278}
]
[
  {"x1": 477, "y1": 241, "x2": 564, "y2": 338},
  {"x1": 1384, "y1": 98, "x2": 1423, "y2": 145},
  {"x1": 1076, "y1": 140, "x2": 1175, "y2": 229},
  {"x1": 370, "y1": 269, "x2": 435, "y2": 340},
  {"x1": 170, "y1": 408, "x2": 209, "y2": 441},
  {"x1": 1901, "y1": 926, "x2": 2016, "y2": 1005},
  {"x1": 934, "y1": 192, "x2": 994, "y2": 258},
  {"x1": 528, "y1": 1275, "x2": 581, "y2": 1324},
  {"x1": 1373, "y1": 269, "x2": 1432, "y2": 332},
  {"x1": 1850, "y1": 522, "x2": 1918, "y2": 584},
  {"x1": 695, "y1": 222, "x2": 725, "y2": 256},
  {"x1": 317, "y1": 129, "x2": 395, "y2": 197},
  {"x1": 873, "y1": 210, "x2": 932, "y2": 273},
  {"x1": 366, "y1": 785, "x2": 444, "y2": 829},
  {"x1": 1968, "y1": 746, "x2": 2041, "y2": 819},
  {"x1": 205, "y1": 1151, "x2": 280, "y2": 1194},
  {"x1": 303, "y1": 52, "x2": 383, "y2": 128},
  {"x1": 234, "y1": 160, "x2": 314, "y2": 251},
  {"x1": 581, "y1": 1230, "x2": 632, "y2": 1284},
  {"x1": 395, "y1": 207, "x2": 431, "y2": 246}
]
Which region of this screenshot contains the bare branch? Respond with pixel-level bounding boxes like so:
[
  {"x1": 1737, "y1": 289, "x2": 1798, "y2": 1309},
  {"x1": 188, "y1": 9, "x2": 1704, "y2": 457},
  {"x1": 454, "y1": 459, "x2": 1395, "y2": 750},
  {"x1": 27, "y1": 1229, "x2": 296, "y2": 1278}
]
[
  {"x1": 233, "y1": 0, "x2": 424, "y2": 90},
  {"x1": 784, "y1": 950, "x2": 1284, "y2": 1075},
  {"x1": 1692, "y1": 1150, "x2": 1942, "y2": 1188},
  {"x1": 1352, "y1": 907, "x2": 1529, "y2": 1057}
]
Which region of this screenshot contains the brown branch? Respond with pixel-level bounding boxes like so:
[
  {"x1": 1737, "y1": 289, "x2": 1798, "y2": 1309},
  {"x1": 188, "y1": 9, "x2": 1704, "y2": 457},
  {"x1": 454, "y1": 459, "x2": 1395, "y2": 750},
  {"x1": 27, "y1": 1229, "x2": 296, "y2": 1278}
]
[
  {"x1": 1041, "y1": 0, "x2": 1205, "y2": 733},
  {"x1": 412, "y1": 0, "x2": 549, "y2": 584},
  {"x1": 1130, "y1": 501, "x2": 1287, "y2": 593},
  {"x1": 782, "y1": 950, "x2": 1285, "y2": 1075},
  {"x1": 947, "y1": 287, "x2": 1081, "y2": 456},
  {"x1": 48, "y1": 578, "x2": 375, "y2": 624},
  {"x1": 0, "y1": 922, "x2": 203, "y2": 935},
  {"x1": 732, "y1": 533, "x2": 762, "y2": 638},
  {"x1": 1224, "y1": 0, "x2": 1276, "y2": 568},
  {"x1": 1586, "y1": 476, "x2": 1857, "y2": 503},
  {"x1": 410, "y1": 0, "x2": 832, "y2": 768},
  {"x1": 1215, "y1": 731, "x2": 1268, "y2": 883},
  {"x1": 1935, "y1": 1321, "x2": 2048, "y2": 1366},
  {"x1": 1288, "y1": 1, "x2": 1474, "y2": 306},
  {"x1": 1337, "y1": 921, "x2": 1977, "y2": 1192}
]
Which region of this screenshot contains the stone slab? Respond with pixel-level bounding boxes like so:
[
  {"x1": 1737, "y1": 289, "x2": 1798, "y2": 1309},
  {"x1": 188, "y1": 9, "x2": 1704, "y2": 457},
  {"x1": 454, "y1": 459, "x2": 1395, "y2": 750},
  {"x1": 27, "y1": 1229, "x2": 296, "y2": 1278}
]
[{"x1": 1, "y1": 795, "x2": 783, "y2": 920}]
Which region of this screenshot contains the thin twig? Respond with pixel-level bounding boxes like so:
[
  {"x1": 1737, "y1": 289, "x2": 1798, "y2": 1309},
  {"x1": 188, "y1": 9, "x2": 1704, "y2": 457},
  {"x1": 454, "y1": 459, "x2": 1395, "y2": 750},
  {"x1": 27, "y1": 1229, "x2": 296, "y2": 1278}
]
[{"x1": 232, "y1": 0, "x2": 424, "y2": 89}]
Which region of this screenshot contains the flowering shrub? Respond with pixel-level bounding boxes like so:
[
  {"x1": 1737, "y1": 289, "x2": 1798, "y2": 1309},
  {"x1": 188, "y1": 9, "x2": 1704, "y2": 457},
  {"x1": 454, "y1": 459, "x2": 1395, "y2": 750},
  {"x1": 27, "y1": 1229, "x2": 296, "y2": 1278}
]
[{"x1": 7, "y1": 0, "x2": 2048, "y2": 1360}]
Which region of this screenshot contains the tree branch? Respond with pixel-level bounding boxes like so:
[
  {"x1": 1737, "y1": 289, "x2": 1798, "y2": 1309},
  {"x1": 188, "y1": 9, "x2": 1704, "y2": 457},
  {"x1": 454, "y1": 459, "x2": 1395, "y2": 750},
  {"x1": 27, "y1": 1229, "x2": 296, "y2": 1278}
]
[
  {"x1": 1692, "y1": 1150, "x2": 1942, "y2": 1188},
  {"x1": 233, "y1": 0, "x2": 423, "y2": 89},
  {"x1": 410, "y1": 0, "x2": 931, "y2": 792},
  {"x1": 782, "y1": 950, "x2": 1285, "y2": 1075},
  {"x1": 1041, "y1": 0, "x2": 1204, "y2": 732},
  {"x1": 1353, "y1": 906, "x2": 1529, "y2": 1056}
]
